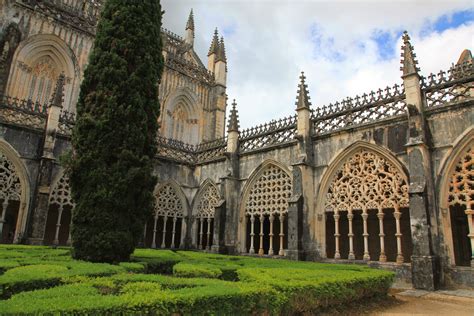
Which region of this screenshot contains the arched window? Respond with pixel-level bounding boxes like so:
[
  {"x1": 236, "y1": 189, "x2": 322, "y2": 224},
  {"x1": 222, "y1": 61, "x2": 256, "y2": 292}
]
[
  {"x1": 146, "y1": 182, "x2": 185, "y2": 249},
  {"x1": 45, "y1": 173, "x2": 74, "y2": 246},
  {"x1": 6, "y1": 35, "x2": 78, "y2": 112},
  {"x1": 171, "y1": 103, "x2": 188, "y2": 141},
  {"x1": 0, "y1": 151, "x2": 21, "y2": 244},
  {"x1": 243, "y1": 163, "x2": 292, "y2": 256},
  {"x1": 193, "y1": 181, "x2": 220, "y2": 250},
  {"x1": 324, "y1": 148, "x2": 411, "y2": 263},
  {"x1": 446, "y1": 143, "x2": 473, "y2": 266}
]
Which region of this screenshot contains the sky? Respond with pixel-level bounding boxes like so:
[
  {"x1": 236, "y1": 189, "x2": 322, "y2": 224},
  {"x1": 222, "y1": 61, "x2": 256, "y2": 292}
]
[{"x1": 161, "y1": 0, "x2": 474, "y2": 129}]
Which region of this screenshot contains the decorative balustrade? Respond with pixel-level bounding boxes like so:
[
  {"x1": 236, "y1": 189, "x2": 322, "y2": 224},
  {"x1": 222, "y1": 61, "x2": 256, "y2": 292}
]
[
  {"x1": 422, "y1": 61, "x2": 474, "y2": 108},
  {"x1": 311, "y1": 83, "x2": 407, "y2": 135},
  {"x1": 58, "y1": 110, "x2": 76, "y2": 136},
  {"x1": 239, "y1": 115, "x2": 297, "y2": 153},
  {"x1": 0, "y1": 94, "x2": 48, "y2": 129},
  {"x1": 156, "y1": 136, "x2": 227, "y2": 164},
  {"x1": 166, "y1": 54, "x2": 215, "y2": 85},
  {"x1": 17, "y1": 0, "x2": 102, "y2": 31}
]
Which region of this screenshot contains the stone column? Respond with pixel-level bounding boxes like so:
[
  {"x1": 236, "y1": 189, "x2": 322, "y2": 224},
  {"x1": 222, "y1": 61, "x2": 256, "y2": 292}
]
[
  {"x1": 223, "y1": 100, "x2": 241, "y2": 254},
  {"x1": 211, "y1": 199, "x2": 227, "y2": 253},
  {"x1": 287, "y1": 191, "x2": 303, "y2": 260},
  {"x1": 28, "y1": 75, "x2": 65, "y2": 245},
  {"x1": 401, "y1": 33, "x2": 439, "y2": 290},
  {"x1": 292, "y1": 72, "x2": 317, "y2": 260}
]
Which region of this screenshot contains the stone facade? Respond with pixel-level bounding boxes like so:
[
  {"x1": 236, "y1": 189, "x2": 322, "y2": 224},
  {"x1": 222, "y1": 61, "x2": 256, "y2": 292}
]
[{"x1": 0, "y1": 1, "x2": 473, "y2": 291}]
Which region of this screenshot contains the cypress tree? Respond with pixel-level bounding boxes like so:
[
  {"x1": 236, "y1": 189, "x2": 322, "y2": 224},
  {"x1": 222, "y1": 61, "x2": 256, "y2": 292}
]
[{"x1": 69, "y1": 0, "x2": 163, "y2": 262}]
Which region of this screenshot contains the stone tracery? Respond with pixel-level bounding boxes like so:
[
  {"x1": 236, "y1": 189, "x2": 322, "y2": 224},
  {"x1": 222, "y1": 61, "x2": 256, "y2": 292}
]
[
  {"x1": 325, "y1": 149, "x2": 410, "y2": 263},
  {"x1": 0, "y1": 151, "x2": 21, "y2": 242},
  {"x1": 447, "y1": 144, "x2": 474, "y2": 266},
  {"x1": 244, "y1": 164, "x2": 292, "y2": 256},
  {"x1": 150, "y1": 183, "x2": 185, "y2": 249},
  {"x1": 194, "y1": 182, "x2": 220, "y2": 250},
  {"x1": 48, "y1": 173, "x2": 74, "y2": 245}
]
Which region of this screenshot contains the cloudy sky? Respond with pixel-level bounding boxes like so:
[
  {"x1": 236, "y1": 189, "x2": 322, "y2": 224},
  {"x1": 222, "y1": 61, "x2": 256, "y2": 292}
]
[{"x1": 161, "y1": 0, "x2": 473, "y2": 129}]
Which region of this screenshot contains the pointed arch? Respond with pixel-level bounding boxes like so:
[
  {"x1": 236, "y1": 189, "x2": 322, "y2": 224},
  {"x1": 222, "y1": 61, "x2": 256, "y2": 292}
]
[
  {"x1": 44, "y1": 171, "x2": 74, "y2": 245},
  {"x1": 317, "y1": 141, "x2": 409, "y2": 213},
  {"x1": 161, "y1": 87, "x2": 201, "y2": 144},
  {"x1": 154, "y1": 180, "x2": 188, "y2": 218},
  {"x1": 191, "y1": 179, "x2": 221, "y2": 250},
  {"x1": 437, "y1": 127, "x2": 474, "y2": 266},
  {"x1": 145, "y1": 180, "x2": 188, "y2": 249},
  {"x1": 192, "y1": 179, "x2": 221, "y2": 217},
  {"x1": 238, "y1": 160, "x2": 293, "y2": 255},
  {"x1": 6, "y1": 34, "x2": 80, "y2": 112},
  {"x1": 317, "y1": 141, "x2": 411, "y2": 263},
  {"x1": 0, "y1": 139, "x2": 31, "y2": 243}
]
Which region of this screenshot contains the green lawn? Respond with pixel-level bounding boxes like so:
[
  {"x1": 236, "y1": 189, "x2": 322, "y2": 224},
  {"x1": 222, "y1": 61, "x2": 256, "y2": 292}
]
[{"x1": 0, "y1": 245, "x2": 393, "y2": 315}]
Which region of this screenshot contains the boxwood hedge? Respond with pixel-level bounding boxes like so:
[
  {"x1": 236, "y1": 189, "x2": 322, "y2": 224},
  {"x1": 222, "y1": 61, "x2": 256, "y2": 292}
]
[{"x1": 0, "y1": 245, "x2": 394, "y2": 315}]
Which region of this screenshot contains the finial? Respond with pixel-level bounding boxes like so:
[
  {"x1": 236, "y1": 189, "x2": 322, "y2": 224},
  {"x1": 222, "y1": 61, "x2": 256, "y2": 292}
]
[
  {"x1": 295, "y1": 71, "x2": 312, "y2": 110},
  {"x1": 50, "y1": 73, "x2": 65, "y2": 108},
  {"x1": 216, "y1": 36, "x2": 227, "y2": 63},
  {"x1": 186, "y1": 9, "x2": 194, "y2": 31},
  {"x1": 227, "y1": 99, "x2": 240, "y2": 133},
  {"x1": 208, "y1": 28, "x2": 219, "y2": 56},
  {"x1": 400, "y1": 31, "x2": 420, "y2": 76}
]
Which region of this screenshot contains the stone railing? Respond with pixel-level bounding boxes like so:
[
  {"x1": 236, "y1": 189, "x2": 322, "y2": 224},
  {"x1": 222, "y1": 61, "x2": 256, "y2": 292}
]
[
  {"x1": 165, "y1": 54, "x2": 215, "y2": 85},
  {"x1": 422, "y1": 61, "x2": 474, "y2": 108},
  {"x1": 58, "y1": 110, "x2": 76, "y2": 136},
  {"x1": 0, "y1": 94, "x2": 48, "y2": 130},
  {"x1": 16, "y1": 0, "x2": 102, "y2": 33},
  {"x1": 156, "y1": 136, "x2": 227, "y2": 165},
  {"x1": 239, "y1": 115, "x2": 297, "y2": 153},
  {"x1": 311, "y1": 83, "x2": 407, "y2": 135}
]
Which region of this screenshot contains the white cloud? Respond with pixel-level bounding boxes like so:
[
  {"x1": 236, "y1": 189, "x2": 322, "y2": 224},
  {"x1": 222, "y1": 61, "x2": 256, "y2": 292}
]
[{"x1": 162, "y1": 0, "x2": 474, "y2": 129}]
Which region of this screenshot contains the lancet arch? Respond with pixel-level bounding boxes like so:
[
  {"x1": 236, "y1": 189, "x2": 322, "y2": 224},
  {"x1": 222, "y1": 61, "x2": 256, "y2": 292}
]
[
  {"x1": 191, "y1": 179, "x2": 220, "y2": 250},
  {"x1": 161, "y1": 87, "x2": 201, "y2": 144},
  {"x1": 6, "y1": 34, "x2": 80, "y2": 111},
  {"x1": 438, "y1": 128, "x2": 474, "y2": 267},
  {"x1": 45, "y1": 172, "x2": 74, "y2": 246},
  {"x1": 239, "y1": 160, "x2": 292, "y2": 256},
  {"x1": 0, "y1": 140, "x2": 30, "y2": 244},
  {"x1": 145, "y1": 180, "x2": 188, "y2": 249},
  {"x1": 317, "y1": 142, "x2": 411, "y2": 263}
]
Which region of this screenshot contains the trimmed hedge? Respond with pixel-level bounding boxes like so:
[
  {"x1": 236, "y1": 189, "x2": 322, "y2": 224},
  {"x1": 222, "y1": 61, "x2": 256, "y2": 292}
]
[
  {"x1": 173, "y1": 262, "x2": 222, "y2": 279},
  {"x1": 0, "y1": 275, "x2": 281, "y2": 315},
  {"x1": 0, "y1": 245, "x2": 395, "y2": 315}
]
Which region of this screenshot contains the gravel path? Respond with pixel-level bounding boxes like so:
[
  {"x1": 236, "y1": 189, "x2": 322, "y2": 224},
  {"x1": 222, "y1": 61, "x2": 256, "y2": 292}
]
[{"x1": 368, "y1": 289, "x2": 474, "y2": 316}]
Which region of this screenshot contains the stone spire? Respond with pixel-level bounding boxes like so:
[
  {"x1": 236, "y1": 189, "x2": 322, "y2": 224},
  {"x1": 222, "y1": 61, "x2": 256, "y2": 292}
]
[
  {"x1": 50, "y1": 73, "x2": 65, "y2": 108},
  {"x1": 185, "y1": 9, "x2": 195, "y2": 46},
  {"x1": 295, "y1": 72, "x2": 311, "y2": 110},
  {"x1": 186, "y1": 9, "x2": 194, "y2": 31},
  {"x1": 227, "y1": 99, "x2": 240, "y2": 133},
  {"x1": 400, "y1": 31, "x2": 420, "y2": 77},
  {"x1": 216, "y1": 36, "x2": 227, "y2": 63},
  {"x1": 208, "y1": 28, "x2": 219, "y2": 56}
]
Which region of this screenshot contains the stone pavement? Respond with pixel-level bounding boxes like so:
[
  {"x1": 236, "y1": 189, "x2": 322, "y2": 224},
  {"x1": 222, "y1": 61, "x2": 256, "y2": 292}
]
[{"x1": 371, "y1": 288, "x2": 474, "y2": 315}]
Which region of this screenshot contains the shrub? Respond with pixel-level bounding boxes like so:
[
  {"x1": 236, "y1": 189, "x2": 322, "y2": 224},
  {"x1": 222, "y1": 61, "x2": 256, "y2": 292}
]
[
  {"x1": 70, "y1": 0, "x2": 164, "y2": 263},
  {"x1": 173, "y1": 262, "x2": 222, "y2": 279}
]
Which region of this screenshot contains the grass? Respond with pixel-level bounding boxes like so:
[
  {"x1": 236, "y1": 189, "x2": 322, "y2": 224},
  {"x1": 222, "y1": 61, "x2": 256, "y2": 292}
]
[{"x1": 0, "y1": 245, "x2": 394, "y2": 315}]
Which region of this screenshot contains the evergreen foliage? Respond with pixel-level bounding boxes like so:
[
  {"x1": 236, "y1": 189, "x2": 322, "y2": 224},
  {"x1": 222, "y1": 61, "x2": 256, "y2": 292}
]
[{"x1": 69, "y1": 0, "x2": 164, "y2": 262}]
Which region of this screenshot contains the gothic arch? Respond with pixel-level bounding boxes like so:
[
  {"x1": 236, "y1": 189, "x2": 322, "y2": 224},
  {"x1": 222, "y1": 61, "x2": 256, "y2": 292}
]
[
  {"x1": 437, "y1": 127, "x2": 474, "y2": 266},
  {"x1": 145, "y1": 180, "x2": 189, "y2": 249},
  {"x1": 316, "y1": 141, "x2": 411, "y2": 263},
  {"x1": 0, "y1": 139, "x2": 31, "y2": 243},
  {"x1": 238, "y1": 160, "x2": 292, "y2": 255},
  {"x1": 191, "y1": 179, "x2": 221, "y2": 249},
  {"x1": 161, "y1": 87, "x2": 201, "y2": 144},
  {"x1": 45, "y1": 171, "x2": 74, "y2": 245},
  {"x1": 6, "y1": 34, "x2": 80, "y2": 112}
]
